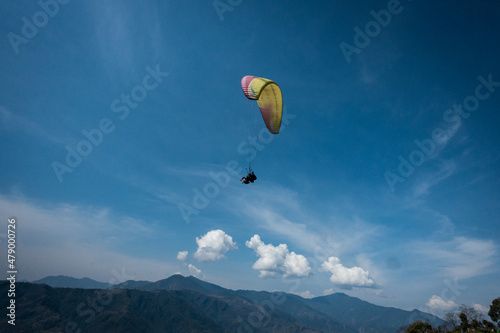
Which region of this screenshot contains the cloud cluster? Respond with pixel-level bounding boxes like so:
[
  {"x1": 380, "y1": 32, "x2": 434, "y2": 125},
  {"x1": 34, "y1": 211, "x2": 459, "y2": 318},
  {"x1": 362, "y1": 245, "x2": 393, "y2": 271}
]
[
  {"x1": 426, "y1": 295, "x2": 457, "y2": 312},
  {"x1": 245, "y1": 235, "x2": 311, "y2": 278},
  {"x1": 321, "y1": 256, "x2": 375, "y2": 288},
  {"x1": 194, "y1": 229, "x2": 237, "y2": 262}
]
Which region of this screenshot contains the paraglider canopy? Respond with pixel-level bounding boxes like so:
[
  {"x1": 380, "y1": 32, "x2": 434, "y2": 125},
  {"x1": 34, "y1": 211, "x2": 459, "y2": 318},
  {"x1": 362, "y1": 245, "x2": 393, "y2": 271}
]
[{"x1": 241, "y1": 76, "x2": 283, "y2": 134}]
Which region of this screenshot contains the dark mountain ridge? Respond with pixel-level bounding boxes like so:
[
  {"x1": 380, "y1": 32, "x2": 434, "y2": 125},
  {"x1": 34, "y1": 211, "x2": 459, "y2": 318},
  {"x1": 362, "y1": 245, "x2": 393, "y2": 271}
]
[
  {"x1": 33, "y1": 275, "x2": 110, "y2": 289},
  {"x1": 21, "y1": 274, "x2": 443, "y2": 332},
  {"x1": 115, "y1": 274, "x2": 226, "y2": 295}
]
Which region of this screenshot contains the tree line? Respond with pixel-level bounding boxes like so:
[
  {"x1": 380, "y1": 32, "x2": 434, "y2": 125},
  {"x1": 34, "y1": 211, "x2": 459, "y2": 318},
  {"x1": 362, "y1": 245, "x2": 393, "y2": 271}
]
[{"x1": 404, "y1": 297, "x2": 500, "y2": 333}]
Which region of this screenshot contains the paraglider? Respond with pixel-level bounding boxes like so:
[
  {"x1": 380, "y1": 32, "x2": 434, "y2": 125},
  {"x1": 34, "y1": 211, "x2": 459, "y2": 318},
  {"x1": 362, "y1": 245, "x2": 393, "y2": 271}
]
[
  {"x1": 239, "y1": 76, "x2": 283, "y2": 184},
  {"x1": 241, "y1": 76, "x2": 283, "y2": 134},
  {"x1": 240, "y1": 169, "x2": 257, "y2": 184}
]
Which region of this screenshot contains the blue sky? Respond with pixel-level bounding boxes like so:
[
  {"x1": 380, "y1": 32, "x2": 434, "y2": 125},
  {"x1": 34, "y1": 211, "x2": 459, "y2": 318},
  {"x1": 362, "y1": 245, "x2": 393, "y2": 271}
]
[{"x1": 1, "y1": 0, "x2": 499, "y2": 318}]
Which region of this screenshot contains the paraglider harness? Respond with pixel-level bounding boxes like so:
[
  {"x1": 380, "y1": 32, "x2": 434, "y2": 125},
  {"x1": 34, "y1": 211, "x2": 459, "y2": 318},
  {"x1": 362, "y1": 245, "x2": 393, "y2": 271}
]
[{"x1": 240, "y1": 168, "x2": 257, "y2": 184}]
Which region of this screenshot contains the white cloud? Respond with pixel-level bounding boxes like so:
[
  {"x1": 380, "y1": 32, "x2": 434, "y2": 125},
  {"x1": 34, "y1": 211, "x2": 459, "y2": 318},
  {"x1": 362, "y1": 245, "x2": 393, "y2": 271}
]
[
  {"x1": 321, "y1": 256, "x2": 375, "y2": 288},
  {"x1": 193, "y1": 229, "x2": 237, "y2": 262},
  {"x1": 473, "y1": 303, "x2": 489, "y2": 316},
  {"x1": 323, "y1": 288, "x2": 334, "y2": 295},
  {"x1": 188, "y1": 264, "x2": 205, "y2": 279},
  {"x1": 291, "y1": 290, "x2": 315, "y2": 299},
  {"x1": 177, "y1": 251, "x2": 188, "y2": 262},
  {"x1": 284, "y1": 251, "x2": 312, "y2": 277},
  {"x1": 426, "y1": 295, "x2": 457, "y2": 312},
  {"x1": 245, "y1": 235, "x2": 311, "y2": 278}
]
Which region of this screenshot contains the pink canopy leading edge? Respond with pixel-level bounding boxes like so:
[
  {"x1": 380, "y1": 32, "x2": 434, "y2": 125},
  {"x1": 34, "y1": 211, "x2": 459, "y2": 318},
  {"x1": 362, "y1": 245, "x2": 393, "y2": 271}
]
[{"x1": 241, "y1": 76, "x2": 283, "y2": 134}]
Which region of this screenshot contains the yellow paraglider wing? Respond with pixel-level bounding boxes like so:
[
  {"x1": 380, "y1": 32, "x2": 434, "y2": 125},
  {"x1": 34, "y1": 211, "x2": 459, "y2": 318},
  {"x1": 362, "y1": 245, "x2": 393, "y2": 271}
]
[{"x1": 241, "y1": 76, "x2": 283, "y2": 134}]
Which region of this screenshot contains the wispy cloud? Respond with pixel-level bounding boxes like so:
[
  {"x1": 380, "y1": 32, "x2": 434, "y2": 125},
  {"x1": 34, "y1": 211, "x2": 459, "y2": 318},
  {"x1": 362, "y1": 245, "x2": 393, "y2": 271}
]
[
  {"x1": 408, "y1": 160, "x2": 457, "y2": 201},
  {"x1": 412, "y1": 237, "x2": 497, "y2": 279},
  {"x1": 229, "y1": 185, "x2": 323, "y2": 251},
  {"x1": 0, "y1": 106, "x2": 64, "y2": 144},
  {"x1": 248, "y1": 207, "x2": 320, "y2": 252},
  {"x1": 0, "y1": 194, "x2": 172, "y2": 282},
  {"x1": 188, "y1": 264, "x2": 205, "y2": 279},
  {"x1": 233, "y1": 185, "x2": 383, "y2": 258},
  {"x1": 291, "y1": 290, "x2": 315, "y2": 299},
  {"x1": 89, "y1": 3, "x2": 137, "y2": 70},
  {"x1": 177, "y1": 251, "x2": 188, "y2": 262},
  {"x1": 85, "y1": 2, "x2": 164, "y2": 75}
]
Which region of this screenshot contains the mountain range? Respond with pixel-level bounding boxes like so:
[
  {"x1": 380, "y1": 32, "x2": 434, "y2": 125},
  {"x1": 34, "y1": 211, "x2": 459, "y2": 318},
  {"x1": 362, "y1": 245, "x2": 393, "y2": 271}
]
[{"x1": 0, "y1": 274, "x2": 444, "y2": 332}]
